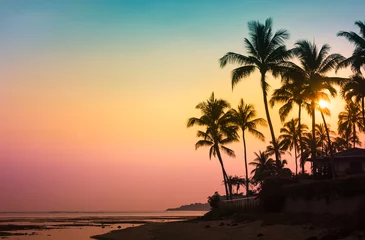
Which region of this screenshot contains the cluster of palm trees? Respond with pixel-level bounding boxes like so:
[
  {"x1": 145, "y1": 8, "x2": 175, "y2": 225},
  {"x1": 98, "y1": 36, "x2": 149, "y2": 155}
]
[{"x1": 187, "y1": 18, "x2": 365, "y2": 199}]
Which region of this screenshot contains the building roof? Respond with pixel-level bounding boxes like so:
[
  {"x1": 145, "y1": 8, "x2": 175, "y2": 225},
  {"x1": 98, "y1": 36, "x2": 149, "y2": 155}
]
[
  {"x1": 333, "y1": 148, "x2": 365, "y2": 157},
  {"x1": 308, "y1": 148, "x2": 365, "y2": 162}
]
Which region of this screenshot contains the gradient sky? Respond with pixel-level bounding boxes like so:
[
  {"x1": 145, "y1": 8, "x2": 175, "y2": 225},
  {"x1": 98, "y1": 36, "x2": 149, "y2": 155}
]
[{"x1": 1, "y1": 0, "x2": 364, "y2": 212}]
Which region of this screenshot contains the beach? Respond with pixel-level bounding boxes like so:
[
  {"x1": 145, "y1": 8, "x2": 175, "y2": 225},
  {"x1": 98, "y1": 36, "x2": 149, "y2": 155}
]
[
  {"x1": 0, "y1": 211, "x2": 204, "y2": 240},
  {"x1": 92, "y1": 219, "x2": 358, "y2": 240}
]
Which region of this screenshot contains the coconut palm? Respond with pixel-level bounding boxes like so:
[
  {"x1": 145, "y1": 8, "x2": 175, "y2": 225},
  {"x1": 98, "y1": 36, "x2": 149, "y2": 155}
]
[
  {"x1": 332, "y1": 136, "x2": 349, "y2": 153},
  {"x1": 337, "y1": 21, "x2": 365, "y2": 74},
  {"x1": 220, "y1": 18, "x2": 292, "y2": 163},
  {"x1": 285, "y1": 40, "x2": 345, "y2": 163},
  {"x1": 270, "y1": 78, "x2": 309, "y2": 174},
  {"x1": 275, "y1": 159, "x2": 293, "y2": 177},
  {"x1": 265, "y1": 138, "x2": 287, "y2": 159},
  {"x1": 187, "y1": 92, "x2": 239, "y2": 199},
  {"x1": 278, "y1": 118, "x2": 308, "y2": 175},
  {"x1": 229, "y1": 99, "x2": 266, "y2": 196},
  {"x1": 250, "y1": 151, "x2": 276, "y2": 183},
  {"x1": 341, "y1": 75, "x2": 365, "y2": 128},
  {"x1": 338, "y1": 100, "x2": 364, "y2": 148}
]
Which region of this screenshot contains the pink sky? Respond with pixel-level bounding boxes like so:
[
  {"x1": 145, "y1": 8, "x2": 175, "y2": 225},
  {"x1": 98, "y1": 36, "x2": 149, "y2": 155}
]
[{"x1": 0, "y1": 1, "x2": 363, "y2": 211}]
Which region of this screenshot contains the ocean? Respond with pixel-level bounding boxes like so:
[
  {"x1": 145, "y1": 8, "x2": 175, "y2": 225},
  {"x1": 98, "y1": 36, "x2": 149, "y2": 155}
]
[{"x1": 0, "y1": 211, "x2": 207, "y2": 240}]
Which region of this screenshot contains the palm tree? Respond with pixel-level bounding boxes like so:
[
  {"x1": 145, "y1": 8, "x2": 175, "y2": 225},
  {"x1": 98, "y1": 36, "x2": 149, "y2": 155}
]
[
  {"x1": 338, "y1": 100, "x2": 364, "y2": 148},
  {"x1": 226, "y1": 175, "x2": 250, "y2": 195},
  {"x1": 265, "y1": 138, "x2": 287, "y2": 159},
  {"x1": 318, "y1": 105, "x2": 336, "y2": 179},
  {"x1": 337, "y1": 21, "x2": 365, "y2": 74},
  {"x1": 249, "y1": 151, "x2": 276, "y2": 184},
  {"x1": 286, "y1": 40, "x2": 345, "y2": 164},
  {"x1": 270, "y1": 78, "x2": 309, "y2": 174},
  {"x1": 229, "y1": 99, "x2": 266, "y2": 196},
  {"x1": 275, "y1": 159, "x2": 293, "y2": 177},
  {"x1": 220, "y1": 18, "x2": 292, "y2": 163},
  {"x1": 315, "y1": 123, "x2": 329, "y2": 155},
  {"x1": 341, "y1": 75, "x2": 365, "y2": 128},
  {"x1": 332, "y1": 136, "x2": 349, "y2": 153},
  {"x1": 278, "y1": 118, "x2": 305, "y2": 175},
  {"x1": 187, "y1": 92, "x2": 239, "y2": 199}
]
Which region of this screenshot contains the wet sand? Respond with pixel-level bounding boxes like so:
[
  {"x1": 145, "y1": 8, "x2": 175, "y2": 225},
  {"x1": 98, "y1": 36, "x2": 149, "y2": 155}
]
[{"x1": 93, "y1": 220, "x2": 358, "y2": 240}]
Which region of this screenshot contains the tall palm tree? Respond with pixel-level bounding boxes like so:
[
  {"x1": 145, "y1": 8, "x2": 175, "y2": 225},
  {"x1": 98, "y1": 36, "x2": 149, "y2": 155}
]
[
  {"x1": 187, "y1": 92, "x2": 239, "y2": 199},
  {"x1": 337, "y1": 21, "x2": 365, "y2": 74},
  {"x1": 250, "y1": 150, "x2": 276, "y2": 184},
  {"x1": 270, "y1": 78, "x2": 309, "y2": 174},
  {"x1": 338, "y1": 100, "x2": 364, "y2": 148},
  {"x1": 315, "y1": 123, "x2": 336, "y2": 155},
  {"x1": 341, "y1": 75, "x2": 365, "y2": 128},
  {"x1": 278, "y1": 118, "x2": 305, "y2": 175},
  {"x1": 318, "y1": 106, "x2": 336, "y2": 179},
  {"x1": 286, "y1": 40, "x2": 345, "y2": 163},
  {"x1": 220, "y1": 18, "x2": 292, "y2": 163},
  {"x1": 229, "y1": 99, "x2": 266, "y2": 196}
]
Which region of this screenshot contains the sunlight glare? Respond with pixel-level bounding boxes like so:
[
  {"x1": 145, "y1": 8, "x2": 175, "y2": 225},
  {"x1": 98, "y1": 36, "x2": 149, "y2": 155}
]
[{"x1": 318, "y1": 99, "x2": 329, "y2": 109}]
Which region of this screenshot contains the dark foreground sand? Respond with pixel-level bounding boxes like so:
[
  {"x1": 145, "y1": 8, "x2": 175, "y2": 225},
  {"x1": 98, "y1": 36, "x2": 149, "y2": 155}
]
[{"x1": 92, "y1": 220, "x2": 358, "y2": 240}]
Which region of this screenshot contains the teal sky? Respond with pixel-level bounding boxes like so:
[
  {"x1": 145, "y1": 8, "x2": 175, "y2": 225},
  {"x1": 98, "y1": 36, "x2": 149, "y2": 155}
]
[{"x1": 1, "y1": 1, "x2": 365, "y2": 211}]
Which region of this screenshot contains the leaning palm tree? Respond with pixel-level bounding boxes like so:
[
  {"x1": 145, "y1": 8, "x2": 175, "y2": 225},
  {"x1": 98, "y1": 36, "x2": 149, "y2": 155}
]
[
  {"x1": 337, "y1": 21, "x2": 365, "y2": 74},
  {"x1": 285, "y1": 40, "x2": 345, "y2": 163},
  {"x1": 338, "y1": 100, "x2": 364, "y2": 148},
  {"x1": 229, "y1": 99, "x2": 266, "y2": 196},
  {"x1": 187, "y1": 92, "x2": 239, "y2": 199},
  {"x1": 220, "y1": 18, "x2": 292, "y2": 163},
  {"x1": 341, "y1": 75, "x2": 365, "y2": 128}
]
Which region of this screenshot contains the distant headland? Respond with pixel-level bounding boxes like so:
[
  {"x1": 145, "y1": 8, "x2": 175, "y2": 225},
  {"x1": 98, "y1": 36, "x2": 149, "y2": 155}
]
[{"x1": 166, "y1": 203, "x2": 210, "y2": 211}]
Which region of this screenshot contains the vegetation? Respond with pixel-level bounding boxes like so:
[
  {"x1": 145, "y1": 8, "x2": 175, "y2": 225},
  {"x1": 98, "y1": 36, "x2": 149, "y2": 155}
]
[
  {"x1": 220, "y1": 18, "x2": 292, "y2": 163},
  {"x1": 229, "y1": 100, "x2": 266, "y2": 195},
  {"x1": 187, "y1": 93, "x2": 239, "y2": 199},
  {"x1": 166, "y1": 203, "x2": 210, "y2": 211},
  {"x1": 188, "y1": 18, "x2": 365, "y2": 203}
]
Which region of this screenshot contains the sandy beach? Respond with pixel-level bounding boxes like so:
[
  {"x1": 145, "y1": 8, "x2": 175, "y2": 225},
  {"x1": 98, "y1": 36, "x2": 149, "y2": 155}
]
[{"x1": 92, "y1": 220, "x2": 358, "y2": 240}]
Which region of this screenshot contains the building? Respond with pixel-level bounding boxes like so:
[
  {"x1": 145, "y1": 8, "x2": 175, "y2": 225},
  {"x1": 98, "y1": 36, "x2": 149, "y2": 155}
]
[{"x1": 310, "y1": 148, "x2": 365, "y2": 176}]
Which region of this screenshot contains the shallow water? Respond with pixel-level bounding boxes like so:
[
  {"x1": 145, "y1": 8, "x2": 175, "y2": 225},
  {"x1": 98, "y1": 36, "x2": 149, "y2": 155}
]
[{"x1": 0, "y1": 211, "x2": 207, "y2": 240}]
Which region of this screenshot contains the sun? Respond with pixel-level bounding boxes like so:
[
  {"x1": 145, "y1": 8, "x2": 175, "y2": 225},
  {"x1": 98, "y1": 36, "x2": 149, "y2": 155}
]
[{"x1": 318, "y1": 99, "x2": 329, "y2": 109}]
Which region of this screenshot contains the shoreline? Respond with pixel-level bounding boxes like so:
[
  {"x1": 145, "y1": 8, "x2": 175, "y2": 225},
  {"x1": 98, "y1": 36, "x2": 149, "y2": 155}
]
[{"x1": 91, "y1": 219, "x2": 352, "y2": 240}]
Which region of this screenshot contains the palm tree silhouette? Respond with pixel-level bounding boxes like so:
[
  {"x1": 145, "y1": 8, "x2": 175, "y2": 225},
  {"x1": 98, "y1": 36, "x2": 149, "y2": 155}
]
[
  {"x1": 278, "y1": 118, "x2": 307, "y2": 175},
  {"x1": 229, "y1": 99, "x2": 266, "y2": 196},
  {"x1": 250, "y1": 151, "x2": 276, "y2": 184},
  {"x1": 341, "y1": 75, "x2": 365, "y2": 128},
  {"x1": 338, "y1": 100, "x2": 364, "y2": 148},
  {"x1": 270, "y1": 78, "x2": 309, "y2": 174},
  {"x1": 337, "y1": 21, "x2": 365, "y2": 74},
  {"x1": 286, "y1": 40, "x2": 344, "y2": 164},
  {"x1": 187, "y1": 92, "x2": 239, "y2": 199},
  {"x1": 220, "y1": 18, "x2": 292, "y2": 163}
]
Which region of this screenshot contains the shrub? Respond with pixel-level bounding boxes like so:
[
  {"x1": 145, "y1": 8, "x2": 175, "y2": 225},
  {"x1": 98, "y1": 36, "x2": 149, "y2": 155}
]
[{"x1": 207, "y1": 191, "x2": 221, "y2": 209}]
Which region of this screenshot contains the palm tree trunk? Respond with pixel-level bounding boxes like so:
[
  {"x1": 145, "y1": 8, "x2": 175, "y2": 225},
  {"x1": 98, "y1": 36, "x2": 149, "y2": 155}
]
[
  {"x1": 353, "y1": 123, "x2": 356, "y2": 148},
  {"x1": 311, "y1": 101, "x2": 317, "y2": 162},
  {"x1": 260, "y1": 72, "x2": 279, "y2": 162},
  {"x1": 320, "y1": 111, "x2": 335, "y2": 180},
  {"x1": 294, "y1": 142, "x2": 298, "y2": 175},
  {"x1": 298, "y1": 105, "x2": 305, "y2": 174},
  {"x1": 242, "y1": 131, "x2": 249, "y2": 196},
  {"x1": 215, "y1": 145, "x2": 230, "y2": 200},
  {"x1": 361, "y1": 97, "x2": 365, "y2": 130}
]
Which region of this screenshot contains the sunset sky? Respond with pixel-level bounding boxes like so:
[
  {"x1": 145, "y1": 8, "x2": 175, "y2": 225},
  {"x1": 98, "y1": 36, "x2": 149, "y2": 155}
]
[{"x1": 1, "y1": 0, "x2": 364, "y2": 212}]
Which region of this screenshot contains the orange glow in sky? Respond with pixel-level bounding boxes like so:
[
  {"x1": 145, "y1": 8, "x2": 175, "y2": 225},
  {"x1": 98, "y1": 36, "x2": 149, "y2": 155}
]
[{"x1": 0, "y1": 1, "x2": 364, "y2": 212}]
